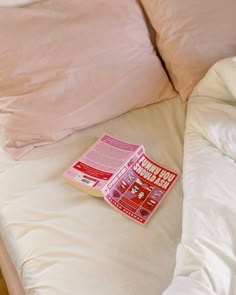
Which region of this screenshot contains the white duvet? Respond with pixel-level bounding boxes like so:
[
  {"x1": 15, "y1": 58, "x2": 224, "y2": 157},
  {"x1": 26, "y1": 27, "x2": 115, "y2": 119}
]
[{"x1": 164, "y1": 57, "x2": 236, "y2": 295}]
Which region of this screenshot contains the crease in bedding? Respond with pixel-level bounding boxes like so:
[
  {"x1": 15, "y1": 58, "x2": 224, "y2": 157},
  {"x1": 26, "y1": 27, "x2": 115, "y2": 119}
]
[{"x1": 164, "y1": 57, "x2": 236, "y2": 295}]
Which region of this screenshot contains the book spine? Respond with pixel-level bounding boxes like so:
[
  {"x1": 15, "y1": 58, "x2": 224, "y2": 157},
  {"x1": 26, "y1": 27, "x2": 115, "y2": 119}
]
[{"x1": 101, "y1": 145, "x2": 144, "y2": 196}]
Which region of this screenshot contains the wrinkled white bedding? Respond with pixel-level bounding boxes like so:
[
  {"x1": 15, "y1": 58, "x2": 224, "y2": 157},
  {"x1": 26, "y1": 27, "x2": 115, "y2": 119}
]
[
  {"x1": 0, "y1": 0, "x2": 41, "y2": 7},
  {"x1": 164, "y1": 57, "x2": 236, "y2": 295},
  {"x1": 0, "y1": 97, "x2": 186, "y2": 295}
]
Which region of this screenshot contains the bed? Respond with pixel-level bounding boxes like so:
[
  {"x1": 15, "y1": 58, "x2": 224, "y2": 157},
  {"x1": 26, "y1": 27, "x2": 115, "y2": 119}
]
[
  {"x1": 1, "y1": 0, "x2": 236, "y2": 294},
  {"x1": 0, "y1": 97, "x2": 186, "y2": 294}
]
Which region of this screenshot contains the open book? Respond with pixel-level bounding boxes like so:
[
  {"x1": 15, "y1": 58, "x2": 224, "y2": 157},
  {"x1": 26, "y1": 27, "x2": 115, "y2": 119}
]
[{"x1": 63, "y1": 134, "x2": 178, "y2": 224}]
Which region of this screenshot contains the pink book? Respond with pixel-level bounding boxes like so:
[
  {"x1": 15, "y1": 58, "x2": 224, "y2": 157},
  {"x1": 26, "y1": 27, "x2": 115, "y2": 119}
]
[{"x1": 63, "y1": 134, "x2": 178, "y2": 225}]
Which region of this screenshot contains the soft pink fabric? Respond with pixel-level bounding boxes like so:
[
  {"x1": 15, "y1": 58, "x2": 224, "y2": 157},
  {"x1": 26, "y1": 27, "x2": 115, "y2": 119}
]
[
  {"x1": 140, "y1": 0, "x2": 236, "y2": 100},
  {"x1": 0, "y1": 0, "x2": 175, "y2": 159}
]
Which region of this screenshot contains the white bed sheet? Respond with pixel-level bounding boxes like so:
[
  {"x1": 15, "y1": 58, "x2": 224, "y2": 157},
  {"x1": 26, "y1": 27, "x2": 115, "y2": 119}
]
[{"x1": 0, "y1": 96, "x2": 186, "y2": 295}]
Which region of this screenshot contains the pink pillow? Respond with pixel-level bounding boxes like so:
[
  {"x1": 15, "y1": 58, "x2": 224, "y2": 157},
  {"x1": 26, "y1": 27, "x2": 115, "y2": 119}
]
[
  {"x1": 0, "y1": 0, "x2": 175, "y2": 159},
  {"x1": 140, "y1": 0, "x2": 236, "y2": 100}
]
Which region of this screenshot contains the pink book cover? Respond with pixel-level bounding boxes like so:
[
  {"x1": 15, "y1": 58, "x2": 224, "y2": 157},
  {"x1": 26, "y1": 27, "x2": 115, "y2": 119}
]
[{"x1": 63, "y1": 134, "x2": 179, "y2": 224}]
